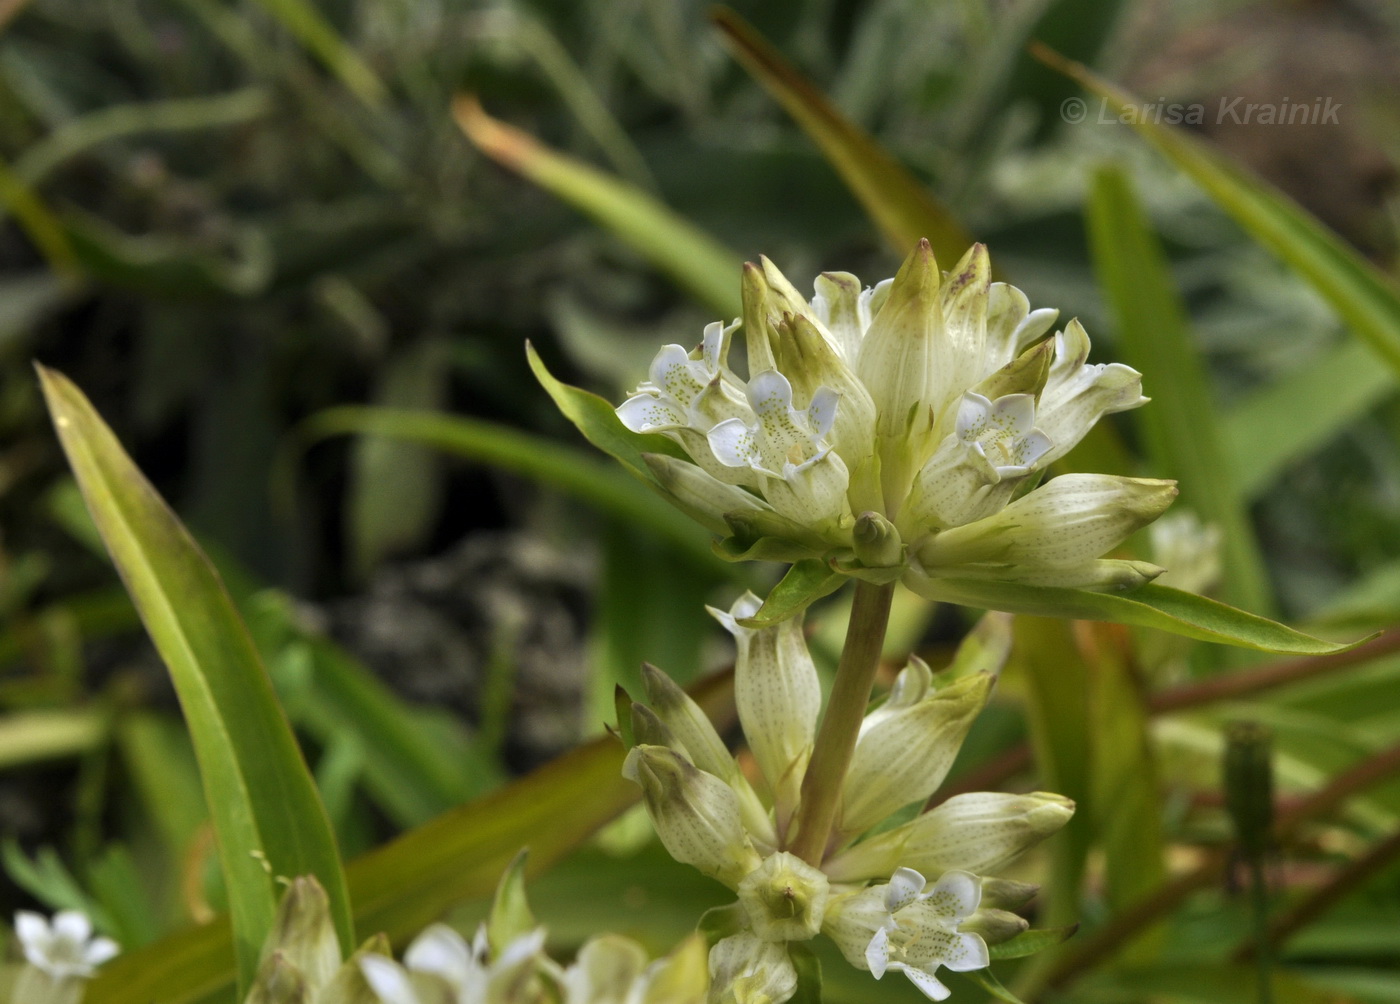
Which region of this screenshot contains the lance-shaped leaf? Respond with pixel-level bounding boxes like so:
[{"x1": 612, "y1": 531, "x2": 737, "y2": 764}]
[
  {"x1": 36, "y1": 366, "x2": 352, "y2": 994},
  {"x1": 902, "y1": 576, "x2": 1363, "y2": 655},
  {"x1": 1087, "y1": 165, "x2": 1272, "y2": 615}
]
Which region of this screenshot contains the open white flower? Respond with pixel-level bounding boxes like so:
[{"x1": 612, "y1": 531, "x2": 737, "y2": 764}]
[
  {"x1": 614, "y1": 241, "x2": 1174, "y2": 597},
  {"x1": 824, "y1": 869, "x2": 989, "y2": 1002},
  {"x1": 14, "y1": 910, "x2": 118, "y2": 980}
]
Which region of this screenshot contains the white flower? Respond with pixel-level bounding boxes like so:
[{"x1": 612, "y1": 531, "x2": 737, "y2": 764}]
[
  {"x1": 824, "y1": 869, "x2": 988, "y2": 1002},
  {"x1": 611, "y1": 240, "x2": 1173, "y2": 596},
  {"x1": 14, "y1": 910, "x2": 119, "y2": 980},
  {"x1": 360, "y1": 924, "x2": 546, "y2": 1004},
  {"x1": 555, "y1": 933, "x2": 708, "y2": 1004}
]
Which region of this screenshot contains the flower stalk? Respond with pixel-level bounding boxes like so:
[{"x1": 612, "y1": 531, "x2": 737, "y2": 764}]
[{"x1": 788, "y1": 580, "x2": 895, "y2": 865}]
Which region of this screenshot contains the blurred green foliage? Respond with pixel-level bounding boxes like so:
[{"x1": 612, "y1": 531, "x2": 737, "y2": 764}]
[{"x1": 3, "y1": 0, "x2": 1400, "y2": 1002}]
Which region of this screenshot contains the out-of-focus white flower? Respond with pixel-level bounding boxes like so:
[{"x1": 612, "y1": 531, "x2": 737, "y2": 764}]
[
  {"x1": 613, "y1": 241, "x2": 1174, "y2": 596},
  {"x1": 14, "y1": 910, "x2": 118, "y2": 980},
  {"x1": 360, "y1": 924, "x2": 546, "y2": 1004},
  {"x1": 556, "y1": 933, "x2": 707, "y2": 1004}
]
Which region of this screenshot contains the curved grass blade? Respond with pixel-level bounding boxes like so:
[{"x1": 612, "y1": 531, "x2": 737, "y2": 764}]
[
  {"x1": 289, "y1": 401, "x2": 718, "y2": 572},
  {"x1": 710, "y1": 6, "x2": 975, "y2": 263},
  {"x1": 1087, "y1": 165, "x2": 1273, "y2": 614},
  {"x1": 454, "y1": 96, "x2": 740, "y2": 317},
  {"x1": 37, "y1": 366, "x2": 352, "y2": 994},
  {"x1": 1034, "y1": 44, "x2": 1400, "y2": 377},
  {"x1": 904, "y1": 576, "x2": 1364, "y2": 655}
]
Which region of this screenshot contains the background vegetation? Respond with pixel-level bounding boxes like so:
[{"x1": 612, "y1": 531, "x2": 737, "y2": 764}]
[{"x1": 2, "y1": 0, "x2": 1400, "y2": 1001}]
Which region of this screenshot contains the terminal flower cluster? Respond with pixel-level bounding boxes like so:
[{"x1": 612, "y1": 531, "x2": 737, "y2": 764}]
[
  {"x1": 615, "y1": 241, "x2": 1175, "y2": 600},
  {"x1": 623, "y1": 598, "x2": 1074, "y2": 1002}
]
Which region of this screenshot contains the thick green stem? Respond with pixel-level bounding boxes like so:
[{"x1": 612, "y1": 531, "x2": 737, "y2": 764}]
[{"x1": 787, "y1": 579, "x2": 895, "y2": 865}]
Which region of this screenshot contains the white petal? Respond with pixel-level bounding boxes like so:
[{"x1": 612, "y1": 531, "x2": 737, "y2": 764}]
[
  {"x1": 807, "y1": 386, "x2": 840, "y2": 440},
  {"x1": 648, "y1": 344, "x2": 704, "y2": 404},
  {"x1": 899, "y1": 963, "x2": 952, "y2": 1001},
  {"x1": 885, "y1": 868, "x2": 927, "y2": 914},
  {"x1": 617, "y1": 393, "x2": 687, "y2": 433},
  {"x1": 941, "y1": 932, "x2": 991, "y2": 973},
  {"x1": 52, "y1": 911, "x2": 92, "y2": 944},
  {"x1": 920, "y1": 871, "x2": 982, "y2": 922},
  {"x1": 404, "y1": 924, "x2": 473, "y2": 986},
  {"x1": 865, "y1": 926, "x2": 891, "y2": 978},
  {"x1": 14, "y1": 911, "x2": 49, "y2": 953},
  {"x1": 83, "y1": 937, "x2": 120, "y2": 968},
  {"x1": 707, "y1": 418, "x2": 765, "y2": 471},
  {"x1": 360, "y1": 955, "x2": 422, "y2": 1004}
]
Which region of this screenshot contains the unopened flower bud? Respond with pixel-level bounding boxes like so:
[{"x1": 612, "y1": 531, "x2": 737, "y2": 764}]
[
  {"x1": 258, "y1": 877, "x2": 341, "y2": 993},
  {"x1": 245, "y1": 953, "x2": 310, "y2": 1004},
  {"x1": 837, "y1": 672, "x2": 994, "y2": 837},
  {"x1": 622, "y1": 745, "x2": 760, "y2": 888},
  {"x1": 640, "y1": 664, "x2": 733, "y2": 780},
  {"x1": 959, "y1": 908, "x2": 1029, "y2": 946},
  {"x1": 738, "y1": 852, "x2": 831, "y2": 942},
  {"x1": 826, "y1": 791, "x2": 1074, "y2": 882},
  {"x1": 979, "y1": 879, "x2": 1040, "y2": 911},
  {"x1": 852, "y1": 511, "x2": 904, "y2": 569},
  {"x1": 708, "y1": 933, "x2": 797, "y2": 1004},
  {"x1": 632, "y1": 702, "x2": 683, "y2": 751}
]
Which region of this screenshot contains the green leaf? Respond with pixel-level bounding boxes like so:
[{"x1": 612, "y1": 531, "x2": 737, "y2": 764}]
[
  {"x1": 345, "y1": 340, "x2": 447, "y2": 576},
  {"x1": 454, "y1": 97, "x2": 740, "y2": 317},
  {"x1": 1222, "y1": 338, "x2": 1395, "y2": 498},
  {"x1": 247, "y1": 596, "x2": 494, "y2": 827},
  {"x1": 988, "y1": 926, "x2": 1080, "y2": 960},
  {"x1": 740, "y1": 560, "x2": 845, "y2": 628},
  {"x1": 1013, "y1": 618, "x2": 1093, "y2": 936},
  {"x1": 1083, "y1": 621, "x2": 1165, "y2": 961},
  {"x1": 710, "y1": 7, "x2": 974, "y2": 263},
  {"x1": 1036, "y1": 46, "x2": 1400, "y2": 378},
  {"x1": 958, "y1": 967, "x2": 1028, "y2": 1003},
  {"x1": 83, "y1": 729, "x2": 638, "y2": 1004},
  {"x1": 289, "y1": 393, "x2": 716, "y2": 573},
  {"x1": 248, "y1": 0, "x2": 385, "y2": 106},
  {"x1": 37, "y1": 366, "x2": 352, "y2": 994},
  {"x1": 1087, "y1": 165, "x2": 1272, "y2": 615},
  {"x1": 905, "y1": 577, "x2": 1363, "y2": 655}
]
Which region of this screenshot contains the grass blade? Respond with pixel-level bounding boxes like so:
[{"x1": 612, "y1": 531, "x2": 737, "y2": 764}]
[
  {"x1": 1034, "y1": 44, "x2": 1400, "y2": 378},
  {"x1": 1086, "y1": 165, "x2": 1273, "y2": 614},
  {"x1": 85, "y1": 667, "x2": 735, "y2": 1004},
  {"x1": 454, "y1": 96, "x2": 741, "y2": 317},
  {"x1": 288, "y1": 403, "x2": 719, "y2": 572},
  {"x1": 38, "y1": 366, "x2": 352, "y2": 993},
  {"x1": 1222, "y1": 339, "x2": 1395, "y2": 498}
]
